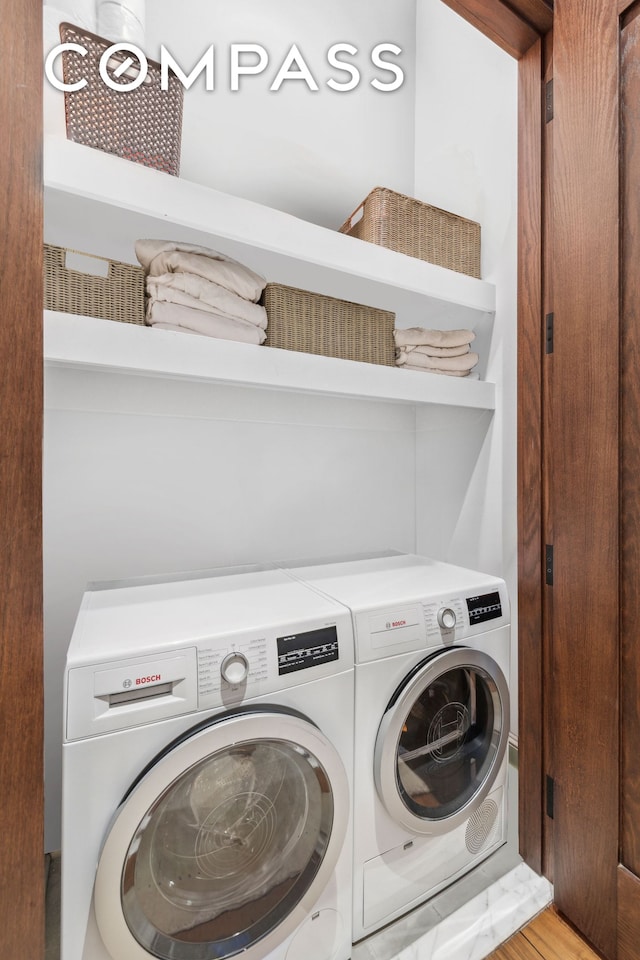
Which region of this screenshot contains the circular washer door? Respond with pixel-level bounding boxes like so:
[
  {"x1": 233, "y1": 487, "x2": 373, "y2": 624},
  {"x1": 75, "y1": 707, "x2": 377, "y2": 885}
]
[
  {"x1": 94, "y1": 710, "x2": 349, "y2": 960},
  {"x1": 374, "y1": 647, "x2": 509, "y2": 835}
]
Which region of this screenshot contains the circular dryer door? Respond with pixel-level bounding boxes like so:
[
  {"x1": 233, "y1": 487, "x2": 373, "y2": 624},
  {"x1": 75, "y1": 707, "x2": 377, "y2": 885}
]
[
  {"x1": 374, "y1": 647, "x2": 509, "y2": 835},
  {"x1": 93, "y1": 710, "x2": 349, "y2": 960}
]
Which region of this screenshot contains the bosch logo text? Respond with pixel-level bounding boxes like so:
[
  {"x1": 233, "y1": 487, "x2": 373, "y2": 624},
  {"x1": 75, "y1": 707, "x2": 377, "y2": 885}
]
[
  {"x1": 386, "y1": 619, "x2": 407, "y2": 629},
  {"x1": 136, "y1": 674, "x2": 161, "y2": 685}
]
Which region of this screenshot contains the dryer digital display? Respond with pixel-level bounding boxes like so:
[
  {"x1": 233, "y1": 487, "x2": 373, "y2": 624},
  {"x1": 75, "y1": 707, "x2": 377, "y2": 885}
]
[
  {"x1": 277, "y1": 625, "x2": 339, "y2": 675},
  {"x1": 466, "y1": 591, "x2": 502, "y2": 624}
]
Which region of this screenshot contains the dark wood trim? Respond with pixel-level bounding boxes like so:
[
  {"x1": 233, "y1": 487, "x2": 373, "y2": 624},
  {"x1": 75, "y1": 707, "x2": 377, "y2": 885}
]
[
  {"x1": 618, "y1": 867, "x2": 640, "y2": 960},
  {"x1": 541, "y1": 29, "x2": 555, "y2": 885},
  {"x1": 508, "y1": 0, "x2": 554, "y2": 35},
  {"x1": 550, "y1": 1, "x2": 619, "y2": 956},
  {"x1": 517, "y1": 36, "x2": 544, "y2": 876},
  {"x1": 0, "y1": 1, "x2": 44, "y2": 958},
  {"x1": 441, "y1": 0, "x2": 549, "y2": 58},
  {"x1": 620, "y1": 0, "x2": 640, "y2": 26},
  {"x1": 620, "y1": 5, "x2": 640, "y2": 881}
]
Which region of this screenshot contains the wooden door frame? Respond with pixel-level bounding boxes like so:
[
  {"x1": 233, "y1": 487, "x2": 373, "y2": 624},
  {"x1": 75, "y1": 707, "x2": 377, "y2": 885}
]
[
  {"x1": 442, "y1": 0, "x2": 553, "y2": 59},
  {"x1": 0, "y1": 1, "x2": 45, "y2": 957},
  {"x1": 0, "y1": 0, "x2": 573, "y2": 956},
  {"x1": 549, "y1": 4, "x2": 619, "y2": 955},
  {"x1": 618, "y1": 5, "x2": 640, "y2": 958}
]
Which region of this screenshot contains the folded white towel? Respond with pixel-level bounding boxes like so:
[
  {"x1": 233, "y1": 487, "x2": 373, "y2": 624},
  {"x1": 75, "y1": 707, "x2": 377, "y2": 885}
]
[
  {"x1": 393, "y1": 327, "x2": 476, "y2": 349},
  {"x1": 396, "y1": 349, "x2": 479, "y2": 372},
  {"x1": 148, "y1": 322, "x2": 202, "y2": 336},
  {"x1": 401, "y1": 363, "x2": 471, "y2": 377},
  {"x1": 146, "y1": 300, "x2": 266, "y2": 344},
  {"x1": 135, "y1": 239, "x2": 266, "y2": 303},
  {"x1": 402, "y1": 342, "x2": 470, "y2": 358},
  {"x1": 147, "y1": 274, "x2": 268, "y2": 329}
]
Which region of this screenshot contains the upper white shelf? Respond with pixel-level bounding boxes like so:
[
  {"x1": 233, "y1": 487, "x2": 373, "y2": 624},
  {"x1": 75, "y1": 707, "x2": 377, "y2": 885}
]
[
  {"x1": 44, "y1": 312, "x2": 496, "y2": 411},
  {"x1": 43, "y1": 136, "x2": 495, "y2": 330},
  {"x1": 43, "y1": 136, "x2": 496, "y2": 410}
]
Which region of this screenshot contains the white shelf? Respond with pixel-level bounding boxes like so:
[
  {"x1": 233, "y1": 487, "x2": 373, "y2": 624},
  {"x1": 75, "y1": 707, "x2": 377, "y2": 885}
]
[
  {"x1": 44, "y1": 312, "x2": 496, "y2": 411},
  {"x1": 43, "y1": 136, "x2": 495, "y2": 331},
  {"x1": 43, "y1": 136, "x2": 496, "y2": 410}
]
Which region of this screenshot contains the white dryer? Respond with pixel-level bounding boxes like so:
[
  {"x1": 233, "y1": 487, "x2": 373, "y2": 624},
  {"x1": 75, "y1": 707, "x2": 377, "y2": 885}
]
[
  {"x1": 285, "y1": 553, "x2": 510, "y2": 942},
  {"x1": 61, "y1": 567, "x2": 354, "y2": 960}
]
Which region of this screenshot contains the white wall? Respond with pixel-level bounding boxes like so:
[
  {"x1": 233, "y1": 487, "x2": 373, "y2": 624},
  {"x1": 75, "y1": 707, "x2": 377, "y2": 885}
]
[
  {"x1": 44, "y1": 0, "x2": 417, "y2": 228},
  {"x1": 413, "y1": 0, "x2": 518, "y2": 734},
  {"x1": 143, "y1": 0, "x2": 418, "y2": 228}
]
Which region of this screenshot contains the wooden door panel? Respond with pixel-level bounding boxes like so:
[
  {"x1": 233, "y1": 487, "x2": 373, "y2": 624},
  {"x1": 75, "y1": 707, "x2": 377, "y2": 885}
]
[
  {"x1": 620, "y1": 3, "x2": 640, "y2": 883},
  {"x1": 550, "y1": 1, "x2": 619, "y2": 956}
]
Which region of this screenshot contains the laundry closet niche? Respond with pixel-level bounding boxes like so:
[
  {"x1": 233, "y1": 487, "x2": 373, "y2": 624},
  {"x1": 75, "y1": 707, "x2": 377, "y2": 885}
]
[{"x1": 42, "y1": 0, "x2": 517, "y2": 853}]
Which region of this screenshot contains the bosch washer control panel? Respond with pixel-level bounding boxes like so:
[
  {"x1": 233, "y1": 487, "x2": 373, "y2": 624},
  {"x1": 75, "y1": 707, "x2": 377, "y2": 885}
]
[
  {"x1": 466, "y1": 591, "x2": 503, "y2": 625},
  {"x1": 277, "y1": 625, "x2": 339, "y2": 675}
]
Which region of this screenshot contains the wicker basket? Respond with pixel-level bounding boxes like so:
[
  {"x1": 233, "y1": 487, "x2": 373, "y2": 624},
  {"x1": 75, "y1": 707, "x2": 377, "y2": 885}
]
[
  {"x1": 59, "y1": 22, "x2": 183, "y2": 176},
  {"x1": 339, "y1": 187, "x2": 481, "y2": 279},
  {"x1": 264, "y1": 284, "x2": 395, "y2": 366},
  {"x1": 44, "y1": 244, "x2": 146, "y2": 325}
]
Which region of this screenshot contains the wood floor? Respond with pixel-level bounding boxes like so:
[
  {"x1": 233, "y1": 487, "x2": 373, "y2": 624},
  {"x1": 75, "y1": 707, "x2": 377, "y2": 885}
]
[{"x1": 486, "y1": 907, "x2": 603, "y2": 960}]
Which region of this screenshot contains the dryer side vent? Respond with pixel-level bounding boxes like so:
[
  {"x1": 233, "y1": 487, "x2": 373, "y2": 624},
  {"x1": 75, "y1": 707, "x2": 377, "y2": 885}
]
[{"x1": 465, "y1": 798, "x2": 499, "y2": 854}]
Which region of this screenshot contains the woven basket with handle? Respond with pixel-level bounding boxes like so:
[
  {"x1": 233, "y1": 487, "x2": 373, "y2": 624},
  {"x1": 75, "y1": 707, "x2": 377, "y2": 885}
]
[
  {"x1": 44, "y1": 244, "x2": 145, "y2": 325},
  {"x1": 339, "y1": 186, "x2": 481, "y2": 279}
]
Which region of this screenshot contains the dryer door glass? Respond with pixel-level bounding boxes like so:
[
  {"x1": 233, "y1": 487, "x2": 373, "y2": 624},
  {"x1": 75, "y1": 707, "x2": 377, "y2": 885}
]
[
  {"x1": 397, "y1": 664, "x2": 499, "y2": 820},
  {"x1": 375, "y1": 648, "x2": 509, "y2": 833},
  {"x1": 120, "y1": 738, "x2": 333, "y2": 959}
]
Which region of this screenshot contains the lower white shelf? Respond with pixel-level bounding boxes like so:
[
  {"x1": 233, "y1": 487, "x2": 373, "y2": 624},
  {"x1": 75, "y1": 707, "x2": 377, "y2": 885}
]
[{"x1": 43, "y1": 312, "x2": 496, "y2": 411}]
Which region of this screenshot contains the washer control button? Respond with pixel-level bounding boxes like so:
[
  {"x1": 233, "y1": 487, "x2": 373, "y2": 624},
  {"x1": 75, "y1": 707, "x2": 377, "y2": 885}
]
[
  {"x1": 437, "y1": 607, "x2": 457, "y2": 631},
  {"x1": 220, "y1": 652, "x2": 250, "y2": 685}
]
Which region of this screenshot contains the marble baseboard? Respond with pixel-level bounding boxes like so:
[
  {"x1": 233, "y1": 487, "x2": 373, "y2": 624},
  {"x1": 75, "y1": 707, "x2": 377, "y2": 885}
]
[
  {"x1": 353, "y1": 862, "x2": 553, "y2": 960},
  {"x1": 352, "y1": 755, "x2": 553, "y2": 960}
]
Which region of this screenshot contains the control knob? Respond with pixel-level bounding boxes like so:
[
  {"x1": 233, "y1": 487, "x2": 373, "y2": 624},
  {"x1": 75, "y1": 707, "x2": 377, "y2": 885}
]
[
  {"x1": 220, "y1": 651, "x2": 250, "y2": 685},
  {"x1": 437, "y1": 607, "x2": 457, "y2": 631}
]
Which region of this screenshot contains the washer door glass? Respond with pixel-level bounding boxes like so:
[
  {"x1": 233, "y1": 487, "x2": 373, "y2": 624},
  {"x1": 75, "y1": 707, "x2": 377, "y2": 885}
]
[
  {"x1": 375, "y1": 648, "x2": 509, "y2": 834},
  {"x1": 125, "y1": 739, "x2": 330, "y2": 958},
  {"x1": 95, "y1": 712, "x2": 347, "y2": 960}
]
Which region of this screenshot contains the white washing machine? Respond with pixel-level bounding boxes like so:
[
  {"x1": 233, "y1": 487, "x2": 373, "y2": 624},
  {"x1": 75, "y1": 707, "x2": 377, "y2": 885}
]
[
  {"x1": 285, "y1": 553, "x2": 510, "y2": 942},
  {"x1": 61, "y1": 567, "x2": 354, "y2": 960}
]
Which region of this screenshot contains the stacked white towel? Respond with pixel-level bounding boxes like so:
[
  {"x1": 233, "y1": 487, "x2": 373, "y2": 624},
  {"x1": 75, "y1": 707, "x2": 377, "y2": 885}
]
[
  {"x1": 135, "y1": 239, "x2": 268, "y2": 345},
  {"x1": 394, "y1": 327, "x2": 478, "y2": 377}
]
